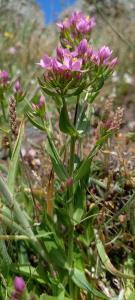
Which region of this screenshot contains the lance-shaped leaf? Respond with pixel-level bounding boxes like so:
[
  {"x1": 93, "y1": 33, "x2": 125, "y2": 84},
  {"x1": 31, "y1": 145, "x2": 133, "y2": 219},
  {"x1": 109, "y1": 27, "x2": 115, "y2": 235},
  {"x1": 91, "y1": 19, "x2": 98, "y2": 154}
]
[
  {"x1": 7, "y1": 121, "x2": 24, "y2": 194},
  {"x1": 27, "y1": 112, "x2": 45, "y2": 131},
  {"x1": 74, "y1": 131, "x2": 112, "y2": 181},
  {"x1": 95, "y1": 229, "x2": 135, "y2": 280},
  {"x1": 70, "y1": 267, "x2": 109, "y2": 299},
  {"x1": 45, "y1": 136, "x2": 68, "y2": 181},
  {"x1": 59, "y1": 103, "x2": 79, "y2": 137}
]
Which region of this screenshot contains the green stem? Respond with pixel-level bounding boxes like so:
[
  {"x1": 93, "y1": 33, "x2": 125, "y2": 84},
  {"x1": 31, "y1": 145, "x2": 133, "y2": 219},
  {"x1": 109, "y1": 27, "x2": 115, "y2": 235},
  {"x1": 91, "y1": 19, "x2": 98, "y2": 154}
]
[
  {"x1": 0, "y1": 94, "x2": 7, "y2": 121},
  {"x1": 67, "y1": 96, "x2": 80, "y2": 299}
]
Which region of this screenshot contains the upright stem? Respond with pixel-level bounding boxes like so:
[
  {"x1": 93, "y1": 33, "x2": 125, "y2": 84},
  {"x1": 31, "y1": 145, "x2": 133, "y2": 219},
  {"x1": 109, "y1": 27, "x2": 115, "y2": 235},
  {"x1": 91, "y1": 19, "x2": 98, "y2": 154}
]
[
  {"x1": 68, "y1": 136, "x2": 75, "y2": 268},
  {"x1": 1, "y1": 94, "x2": 7, "y2": 121},
  {"x1": 67, "y1": 96, "x2": 80, "y2": 299}
]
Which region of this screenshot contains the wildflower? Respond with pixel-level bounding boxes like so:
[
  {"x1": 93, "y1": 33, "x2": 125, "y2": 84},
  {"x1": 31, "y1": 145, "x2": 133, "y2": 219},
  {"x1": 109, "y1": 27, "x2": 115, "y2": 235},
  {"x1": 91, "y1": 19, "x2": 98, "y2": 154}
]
[
  {"x1": 91, "y1": 47, "x2": 118, "y2": 69},
  {"x1": 38, "y1": 11, "x2": 117, "y2": 97},
  {"x1": 77, "y1": 39, "x2": 88, "y2": 55},
  {"x1": 14, "y1": 80, "x2": 23, "y2": 95},
  {"x1": 57, "y1": 12, "x2": 96, "y2": 48},
  {"x1": 32, "y1": 95, "x2": 46, "y2": 117},
  {"x1": 39, "y1": 53, "x2": 82, "y2": 73},
  {"x1": 76, "y1": 16, "x2": 96, "y2": 34},
  {"x1": 0, "y1": 70, "x2": 9, "y2": 86},
  {"x1": 14, "y1": 276, "x2": 26, "y2": 293},
  {"x1": 108, "y1": 57, "x2": 118, "y2": 69},
  {"x1": 98, "y1": 46, "x2": 112, "y2": 62},
  {"x1": 91, "y1": 51, "x2": 100, "y2": 65}
]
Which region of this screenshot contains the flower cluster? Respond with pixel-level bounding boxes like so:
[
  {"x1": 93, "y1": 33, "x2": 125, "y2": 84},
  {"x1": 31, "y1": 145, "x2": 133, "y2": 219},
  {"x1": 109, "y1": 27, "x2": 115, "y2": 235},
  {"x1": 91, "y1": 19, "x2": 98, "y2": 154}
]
[
  {"x1": 38, "y1": 12, "x2": 117, "y2": 97},
  {"x1": 57, "y1": 11, "x2": 96, "y2": 48}
]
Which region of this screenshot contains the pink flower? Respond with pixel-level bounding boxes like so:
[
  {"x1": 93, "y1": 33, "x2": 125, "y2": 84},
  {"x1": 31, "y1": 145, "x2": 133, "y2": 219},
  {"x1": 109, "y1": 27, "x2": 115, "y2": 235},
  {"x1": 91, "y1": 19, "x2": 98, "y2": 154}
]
[
  {"x1": 56, "y1": 47, "x2": 70, "y2": 61},
  {"x1": 91, "y1": 51, "x2": 100, "y2": 65},
  {"x1": 63, "y1": 56, "x2": 82, "y2": 71},
  {"x1": 77, "y1": 39, "x2": 88, "y2": 55},
  {"x1": 0, "y1": 70, "x2": 9, "y2": 85},
  {"x1": 32, "y1": 103, "x2": 38, "y2": 110},
  {"x1": 108, "y1": 57, "x2": 118, "y2": 69},
  {"x1": 14, "y1": 276, "x2": 26, "y2": 293},
  {"x1": 87, "y1": 47, "x2": 93, "y2": 58},
  {"x1": 39, "y1": 52, "x2": 82, "y2": 73},
  {"x1": 38, "y1": 55, "x2": 52, "y2": 69},
  {"x1": 57, "y1": 12, "x2": 96, "y2": 37},
  {"x1": 98, "y1": 46, "x2": 112, "y2": 62},
  {"x1": 57, "y1": 18, "x2": 71, "y2": 30},
  {"x1": 39, "y1": 95, "x2": 45, "y2": 108},
  {"x1": 76, "y1": 16, "x2": 96, "y2": 34}
]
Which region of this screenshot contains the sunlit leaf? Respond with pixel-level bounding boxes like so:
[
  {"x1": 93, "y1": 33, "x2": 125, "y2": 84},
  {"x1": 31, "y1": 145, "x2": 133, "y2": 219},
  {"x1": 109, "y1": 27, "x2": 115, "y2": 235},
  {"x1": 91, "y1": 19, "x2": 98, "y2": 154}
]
[{"x1": 70, "y1": 268, "x2": 108, "y2": 299}]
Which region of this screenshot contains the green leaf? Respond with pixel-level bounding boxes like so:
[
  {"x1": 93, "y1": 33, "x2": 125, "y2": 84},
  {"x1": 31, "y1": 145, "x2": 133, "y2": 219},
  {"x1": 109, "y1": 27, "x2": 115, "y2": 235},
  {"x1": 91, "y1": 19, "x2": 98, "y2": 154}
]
[
  {"x1": 44, "y1": 237, "x2": 68, "y2": 270},
  {"x1": 17, "y1": 265, "x2": 45, "y2": 284},
  {"x1": 45, "y1": 136, "x2": 67, "y2": 181},
  {"x1": 38, "y1": 78, "x2": 59, "y2": 97},
  {"x1": 73, "y1": 186, "x2": 85, "y2": 224},
  {"x1": 128, "y1": 291, "x2": 135, "y2": 300},
  {"x1": 74, "y1": 132, "x2": 112, "y2": 181},
  {"x1": 74, "y1": 145, "x2": 100, "y2": 182},
  {"x1": 40, "y1": 291, "x2": 65, "y2": 300},
  {"x1": 27, "y1": 112, "x2": 45, "y2": 131},
  {"x1": 95, "y1": 229, "x2": 135, "y2": 280},
  {"x1": 87, "y1": 91, "x2": 99, "y2": 103},
  {"x1": 7, "y1": 121, "x2": 24, "y2": 194},
  {"x1": 40, "y1": 293, "x2": 71, "y2": 300},
  {"x1": 70, "y1": 268, "x2": 108, "y2": 299},
  {"x1": 59, "y1": 104, "x2": 78, "y2": 137}
]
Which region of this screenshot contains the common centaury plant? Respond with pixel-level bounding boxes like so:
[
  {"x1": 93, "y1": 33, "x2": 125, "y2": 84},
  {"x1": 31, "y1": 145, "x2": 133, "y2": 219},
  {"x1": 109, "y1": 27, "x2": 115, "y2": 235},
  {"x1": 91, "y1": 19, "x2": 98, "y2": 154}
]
[{"x1": 0, "y1": 11, "x2": 126, "y2": 300}]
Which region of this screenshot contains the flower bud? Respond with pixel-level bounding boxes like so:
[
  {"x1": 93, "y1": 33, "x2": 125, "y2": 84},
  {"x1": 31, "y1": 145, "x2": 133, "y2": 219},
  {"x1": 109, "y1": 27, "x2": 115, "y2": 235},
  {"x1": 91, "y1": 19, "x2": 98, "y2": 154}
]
[
  {"x1": 14, "y1": 276, "x2": 26, "y2": 293},
  {"x1": 39, "y1": 95, "x2": 45, "y2": 108},
  {"x1": 109, "y1": 57, "x2": 118, "y2": 69},
  {"x1": 14, "y1": 80, "x2": 21, "y2": 93},
  {"x1": 66, "y1": 177, "x2": 73, "y2": 187},
  {"x1": 77, "y1": 39, "x2": 88, "y2": 55},
  {"x1": 0, "y1": 70, "x2": 9, "y2": 86}
]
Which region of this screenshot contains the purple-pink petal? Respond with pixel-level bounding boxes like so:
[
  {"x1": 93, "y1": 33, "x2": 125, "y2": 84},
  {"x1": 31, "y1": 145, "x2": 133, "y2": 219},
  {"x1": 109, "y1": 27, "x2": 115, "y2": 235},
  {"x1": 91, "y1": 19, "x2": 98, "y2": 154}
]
[
  {"x1": 77, "y1": 39, "x2": 88, "y2": 55},
  {"x1": 98, "y1": 46, "x2": 112, "y2": 62},
  {"x1": 38, "y1": 55, "x2": 52, "y2": 69},
  {"x1": 72, "y1": 58, "x2": 82, "y2": 71},
  {"x1": 14, "y1": 276, "x2": 26, "y2": 293},
  {"x1": 108, "y1": 57, "x2": 118, "y2": 68}
]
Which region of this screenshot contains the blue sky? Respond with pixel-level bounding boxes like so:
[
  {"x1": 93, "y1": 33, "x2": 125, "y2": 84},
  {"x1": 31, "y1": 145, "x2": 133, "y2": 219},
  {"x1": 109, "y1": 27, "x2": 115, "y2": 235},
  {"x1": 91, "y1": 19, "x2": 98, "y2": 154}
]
[{"x1": 36, "y1": 0, "x2": 76, "y2": 24}]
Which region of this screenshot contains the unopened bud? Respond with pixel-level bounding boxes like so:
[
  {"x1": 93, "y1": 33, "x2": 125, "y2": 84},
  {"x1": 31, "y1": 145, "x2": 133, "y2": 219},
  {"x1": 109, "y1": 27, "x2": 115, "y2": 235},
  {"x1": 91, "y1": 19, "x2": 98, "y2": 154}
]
[
  {"x1": 14, "y1": 276, "x2": 26, "y2": 293},
  {"x1": 39, "y1": 95, "x2": 45, "y2": 108},
  {"x1": 14, "y1": 80, "x2": 21, "y2": 93},
  {"x1": 66, "y1": 177, "x2": 73, "y2": 187}
]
